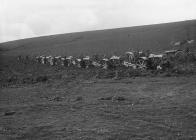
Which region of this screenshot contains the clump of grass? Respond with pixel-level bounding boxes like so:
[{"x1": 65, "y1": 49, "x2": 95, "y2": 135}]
[
  {"x1": 35, "y1": 75, "x2": 48, "y2": 82},
  {"x1": 7, "y1": 75, "x2": 18, "y2": 83}
]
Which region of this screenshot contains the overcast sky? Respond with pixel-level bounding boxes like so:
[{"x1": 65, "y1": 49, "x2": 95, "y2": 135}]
[{"x1": 0, "y1": 0, "x2": 196, "y2": 43}]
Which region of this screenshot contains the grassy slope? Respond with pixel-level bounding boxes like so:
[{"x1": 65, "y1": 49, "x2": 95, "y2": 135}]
[
  {"x1": 0, "y1": 20, "x2": 196, "y2": 139},
  {"x1": 1, "y1": 20, "x2": 196, "y2": 56},
  {"x1": 1, "y1": 55, "x2": 196, "y2": 140},
  {"x1": 1, "y1": 73, "x2": 196, "y2": 139}
]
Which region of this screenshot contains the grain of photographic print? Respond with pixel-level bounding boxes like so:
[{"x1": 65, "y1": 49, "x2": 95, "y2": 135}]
[{"x1": 0, "y1": 0, "x2": 196, "y2": 139}]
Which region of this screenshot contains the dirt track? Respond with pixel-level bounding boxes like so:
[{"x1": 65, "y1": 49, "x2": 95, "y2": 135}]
[{"x1": 1, "y1": 56, "x2": 196, "y2": 140}]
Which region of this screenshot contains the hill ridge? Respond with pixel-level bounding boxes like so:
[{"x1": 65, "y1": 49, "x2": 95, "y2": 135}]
[{"x1": 1, "y1": 20, "x2": 196, "y2": 56}]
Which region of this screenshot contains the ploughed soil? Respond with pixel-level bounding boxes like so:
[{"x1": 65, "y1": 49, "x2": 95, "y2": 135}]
[{"x1": 1, "y1": 55, "x2": 196, "y2": 140}]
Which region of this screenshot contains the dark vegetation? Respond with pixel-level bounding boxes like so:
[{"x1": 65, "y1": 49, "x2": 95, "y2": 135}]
[
  {"x1": 1, "y1": 54, "x2": 196, "y2": 139},
  {"x1": 1, "y1": 20, "x2": 196, "y2": 140},
  {"x1": 1, "y1": 51, "x2": 196, "y2": 88}
]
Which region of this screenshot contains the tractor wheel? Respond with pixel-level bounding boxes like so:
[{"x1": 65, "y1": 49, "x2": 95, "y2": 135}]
[
  {"x1": 137, "y1": 59, "x2": 147, "y2": 70},
  {"x1": 175, "y1": 51, "x2": 185, "y2": 61}
]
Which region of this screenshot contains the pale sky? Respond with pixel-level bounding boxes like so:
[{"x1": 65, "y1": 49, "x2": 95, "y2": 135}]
[{"x1": 0, "y1": 0, "x2": 196, "y2": 43}]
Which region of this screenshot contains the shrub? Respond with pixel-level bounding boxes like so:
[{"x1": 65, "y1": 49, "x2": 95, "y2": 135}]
[
  {"x1": 128, "y1": 69, "x2": 142, "y2": 77},
  {"x1": 7, "y1": 75, "x2": 18, "y2": 83},
  {"x1": 35, "y1": 75, "x2": 48, "y2": 82}
]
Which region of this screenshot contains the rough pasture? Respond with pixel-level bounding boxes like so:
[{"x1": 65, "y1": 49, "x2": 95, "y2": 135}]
[
  {"x1": 1, "y1": 55, "x2": 196, "y2": 140},
  {"x1": 1, "y1": 20, "x2": 196, "y2": 140}
]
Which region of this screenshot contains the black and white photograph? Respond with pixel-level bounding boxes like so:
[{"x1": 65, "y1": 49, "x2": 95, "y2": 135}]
[{"x1": 0, "y1": 0, "x2": 196, "y2": 139}]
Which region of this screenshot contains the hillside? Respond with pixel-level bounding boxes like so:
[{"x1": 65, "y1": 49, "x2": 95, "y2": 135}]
[
  {"x1": 1, "y1": 20, "x2": 196, "y2": 140},
  {"x1": 1, "y1": 20, "x2": 196, "y2": 56}
]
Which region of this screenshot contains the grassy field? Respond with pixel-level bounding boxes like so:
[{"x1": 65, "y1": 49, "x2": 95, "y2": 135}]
[
  {"x1": 0, "y1": 20, "x2": 196, "y2": 56},
  {"x1": 1, "y1": 20, "x2": 196, "y2": 140},
  {"x1": 0, "y1": 55, "x2": 196, "y2": 140}
]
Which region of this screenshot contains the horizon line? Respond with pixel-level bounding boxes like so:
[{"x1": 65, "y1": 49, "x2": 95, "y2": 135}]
[{"x1": 1, "y1": 19, "x2": 195, "y2": 44}]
